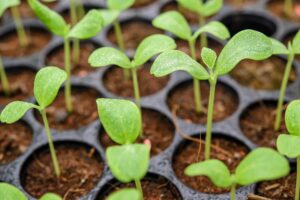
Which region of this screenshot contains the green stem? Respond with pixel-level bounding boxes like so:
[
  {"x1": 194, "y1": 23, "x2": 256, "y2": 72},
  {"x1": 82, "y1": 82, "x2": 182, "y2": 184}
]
[
  {"x1": 274, "y1": 52, "x2": 294, "y2": 131},
  {"x1": 131, "y1": 68, "x2": 141, "y2": 110},
  {"x1": 40, "y1": 109, "x2": 61, "y2": 177},
  {"x1": 284, "y1": 0, "x2": 293, "y2": 18},
  {"x1": 199, "y1": 15, "x2": 207, "y2": 49},
  {"x1": 230, "y1": 183, "x2": 236, "y2": 200},
  {"x1": 70, "y1": 0, "x2": 81, "y2": 65},
  {"x1": 296, "y1": 157, "x2": 300, "y2": 200},
  {"x1": 0, "y1": 56, "x2": 10, "y2": 96},
  {"x1": 205, "y1": 79, "x2": 216, "y2": 160},
  {"x1": 64, "y1": 36, "x2": 73, "y2": 113},
  {"x1": 72, "y1": 39, "x2": 80, "y2": 64},
  {"x1": 70, "y1": 0, "x2": 78, "y2": 25},
  {"x1": 135, "y1": 180, "x2": 144, "y2": 200},
  {"x1": 11, "y1": 6, "x2": 28, "y2": 47}
]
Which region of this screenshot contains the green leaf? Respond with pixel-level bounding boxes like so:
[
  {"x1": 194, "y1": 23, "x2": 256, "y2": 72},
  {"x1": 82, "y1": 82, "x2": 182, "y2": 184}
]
[
  {"x1": 201, "y1": 47, "x2": 217, "y2": 69},
  {"x1": 97, "y1": 98, "x2": 141, "y2": 145},
  {"x1": 177, "y1": 0, "x2": 202, "y2": 15},
  {"x1": 107, "y1": 0, "x2": 135, "y2": 11},
  {"x1": 193, "y1": 21, "x2": 230, "y2": 41},
  {"x1": 99, "y1": 9, "x2": 120, "y2": 27},
  {"x1": 34, "y1": 67, "x2": 67, "y2": 109},
  {"x1": 28, "y1": 0, "x2": 68, "y2": 37},
  {"x1": 134, "y1": 34, "x2": 176, "y2": 66},
  {"x1": 68, "y1": 10, "x2": 103, "y2": 39},
  {"x1": 39, "y1": 193, "x2": 62, "y2": 200},
  {"x1": 201, "y1": 0, "x2": 223, "y2": 17},
  {"x1": 271, "y1": 38, "x2": 289, "y2": 55},
  {"x1": 106, "y1": 144, "x2": 150, "y2": 183},
  {"x1": 107, "y1": 189, "x2": 140, "y2": 200},
  {"x1": 0, "y1": 0, "x2": 20, "y2": 16},
  {"x1": 0, "y1": 183, "x2": 27, "y2": 200},
  {"x1": 151, "y1": 50, "x2": 210, "y2": 80},
  {"x1": 215, "y1": 30, "x2": 273, "y2": 76},
  {"x1": 235, "y1": 148, "x2": 290, "y2": 186},
  {"x1": 0, "y1": 101, "x2": 38, "y2": 124},
  {"x1": 184, "y1": 159, "x2": 232, "y2": 188},
  {"x1": 152, "y1": 11, "x2": 192, "y2": 41},
  {"x1": 292, "y1": 30, "x2": 300, "y2": 54},
  {"x1": 277, "y1": 134, "x2": 300, "y2": 158},
  {"x1": 285, "y1": 100, "x2": 300, "y2": 136},
  {"x1": 89, "y1": 47, "x2": 132, "y2": 69}
]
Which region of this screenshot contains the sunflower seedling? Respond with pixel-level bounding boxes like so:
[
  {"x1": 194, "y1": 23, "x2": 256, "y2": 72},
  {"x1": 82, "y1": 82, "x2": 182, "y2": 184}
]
[
  {"x1": 151, "y1": 30, "x2": 273, "y2": 160},
  {"x1": 97, "y1": 98, "x2": 150, "y2": 200},
  {"x1": 277, "y1": 100, "x2": 300, "y2": 200},
  {"x1": 153, "y1": 11, "x2": 230, "y2": 112},
  {"x1": 184, "y1": 148, "x2": 290, "y2": 200},
  {"x1": 89, "y1": 34, "x2": 176, "y2": 109},
  {"x1": 29, "y1": 0, "x2": 103, "y2": 113},
  {"x1": 0, "y1": 67, "x2": 67, "y2": 177},
  {"x1": 107, "y1": 188, "x2": 140, "y2": 200}
]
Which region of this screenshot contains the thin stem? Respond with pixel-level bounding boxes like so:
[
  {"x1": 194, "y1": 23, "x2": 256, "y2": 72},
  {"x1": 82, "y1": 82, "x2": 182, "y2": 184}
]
[
  {"x1": 230, "y1": 183, "x2": 236, "y2": 200},
  {"x1": 284, "y1": 0, "x2": 293, "y2": 18},
  {"x1": 72, "y1": 39, "x2": 80, "y2": 64},
  {"x1": 0, "y1": 56, "x2": 10, "y2": 96},
  {"x1": 131, "y1": 68, "x2": 141, "y2": 109},
  {"x1": 296, "y1": 157, "x2": 300, "y2": 200},
  {"x1": 11, "y1": 6, "x2": 28, "y2": 47},
  {"x1": 135, "y1": 180, "x2": 144, "y2": 200},
  {"x1": 199, "y1": 15, "x2": 208, "y2": 49},
  {"x1": 70, "y1": 0, "x2": 78, "y2": 25},
  {"x1": 70, "y1": 0, "x2": 81, "y2": 64},
  {"x1": 64, "y1": 36, "x2": 73, "y2": 113},
  {"x1": 40, "y1": 109, "x2": 61, "y2": 177},
  {"x1": 274, "y1": 52, "x2": 294, "y2": 131}
]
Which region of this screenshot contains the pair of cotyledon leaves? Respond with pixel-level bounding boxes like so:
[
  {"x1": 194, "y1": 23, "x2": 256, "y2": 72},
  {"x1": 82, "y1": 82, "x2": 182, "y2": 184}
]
[{"x1": 177, "y1": 0, "x2": 223, "y2": 17}]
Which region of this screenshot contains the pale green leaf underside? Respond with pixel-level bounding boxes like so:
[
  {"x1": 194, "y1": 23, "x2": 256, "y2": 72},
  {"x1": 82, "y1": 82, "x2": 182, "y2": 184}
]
[
  {"x1": 177, "y1": 0, "x2": 202, "y2": 14},
  {"x1": 0, "y1": 183, "x2": 27, "y2": 200},
  {"x1": 201, "y1": 47, "x2": 217, "y2": 69},
  {"x1": 0, "y1": 0, "x2": 20, "y2": 16},
  {"x1": 235, "y1": 148, "x2": 290, "y2": 186},
  {"x1": 285, "y1": 100, "x2": 300, "y2": 136},
  {"x1": 99, "y1": 9, "x2": 120, "y2": 27},
  {"x1": 292, "y1": 30, "x2": 300, "y2": 54},
  {"x1": 107, "y1": 0, "x2": 135, "y2": 11},
  {"x1": 271, "y1": 38, "x2": 289, "y2": 55},
  {"x1": 134, "y1": 34, "x2": 176, "y2": 66},
  {"x1": 277, "y1": 134, "x2": 300, "y2": 158},
  {"x1": 193, "y1": 21, "x2": 230, "y2": 41},
  {"x1": 106, "y1": 144, "x2": 150, "y2": 182},
  {"x1": 39, "y1": 193, "x2": 62, "y2": 200},
  {"x1": 107, "y1": 189, "x2": 140, "y2": 200}
]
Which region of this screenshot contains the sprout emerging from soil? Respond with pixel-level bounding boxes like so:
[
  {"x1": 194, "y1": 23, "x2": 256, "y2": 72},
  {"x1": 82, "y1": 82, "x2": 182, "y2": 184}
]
[
  {"x1": 89, "y1": 34, "x2": 176, "y2": 109},
  {"x1": 97, "y1": 98, "x2": 150, "y2": 200},
  {"x1": 184, "y1": 148, "x2": 290, "y2": 200},
  {"x1": 270, "y1": 30, "x2": 300, "y2": 131},
  {"x1": 151, "y1": 30, "x2": 273, "y2": 160},
  {"x1": 28, "y1": 0, "x2": 103, "y2": 113},
  {"x1": 0, "y1": 67, "x2": 67, "y2": 177},
  {"x1": 107, "y1": 188, "x2": 140, "y2": 200},
  {"x1": 277, "y1": 100, "x2": 300, "y2": 200},
  {"x1": 153, "y1": 11, "x2": 230, "y2": 113}
]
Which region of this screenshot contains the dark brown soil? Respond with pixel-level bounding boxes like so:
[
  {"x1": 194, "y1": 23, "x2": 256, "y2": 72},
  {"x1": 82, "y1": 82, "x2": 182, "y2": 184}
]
[
  {"x1": 167, "y1": 81, "x2": 238, "y2": 124},
  {"x1": 267, "y1": 0, "x2": 300, "y2": 21},
  {"x1": 225, "y1": 0, "x2": 258, "y2": 8},
  {"x1": 107, "y1": 20, "x2": 162, "y2": 49},
  {"x1": 100, "y1": 109, "x2": 175, "y2": 156},
  {"x1": 133, "y1": 0, "x2": 158, "y2": 8},
  {"x1": 46, "y1": 42, "x2": 98, "y2": 77},
  {"x1": 256, "y1": 171, "x2": 296, "y2": 200},
  {"x1": 173, "y1": 136, "x2": 249, "y2": 193},
  {"x1": 22, "y1": 143, "x2": 103, "y2": 200},
  {"x1": 98, "y1": 176, "x2": 182, "y2": 200},
  {"x1": 34, "y1": 87, "x2": 100, "y2": 131},
  {"x1": 230, "y1": 56, "x2": 297, "y2": 90},
  {"x1": 0, "y1": 28, "x2": 51, "y2": 58},
  {"x1": 240, "y1": 101, "x2": 287, "y2": 148},
  {"x1": 103, "y1": 65, "x2": 169, "y2": 97},
  {"x1": 0, "y1": 122, "x2": 32, "y2": 165},
  {"x1": 0, "y1": 67, "x2": 35, "y2": 105}
]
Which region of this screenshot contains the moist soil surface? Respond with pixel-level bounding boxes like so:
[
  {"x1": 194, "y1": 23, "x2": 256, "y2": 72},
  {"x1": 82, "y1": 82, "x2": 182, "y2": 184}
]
[
  {"x1": 35, "y1": 87, "x2": 100, "y2": 131},
  {"x1": 103, "y1": 66, "x2": 169, "y2": 97},
  {"x1": 267, "y1": 0, "x2": 300, "y2": 22},
  {"x1": 100, "y1": 109, "x2": 174, "y2": 156},
  {"x1": 225, "y1": 0, "x2": 258, "y2": 8},
  {"x1": 0, "y1": 28, "x2": 51, "y2": 58},
  {"x1": 46, "y1": 42, "x2": 98, "y2": 77},
  {"x1": 256, "y1": 171, "x2": 296, "y2": 200},
  {"x1": 133, "y1": 0, "x2": 158, "y2": 8},
  {"x1": 173, "y1": 136, "x2": 249, "y2": 193},
  {"x1": 168, "y1": 81, "x2": 238, "y2": 124},
  {"x1": 22, "y1": 143, "x2": 103, "y2": 200},
  {"x1": 98, "y1": 176, "x2": 182, "y2": 200},
  {"x1": 0, "y1": 67, "x2": 35, "y2": 105},
  {"x1": 240, "y1": 101, "x2": 286, "y2": 148},
  {"x1": 0, "y1": 122, "x2": 32, "y2": 165},
  {"x1": 230, "y1": 56, "x2": 297, "y2": 90},
  {"x1": 107, "y1": 20, "x2": 162, "y2": 49}
]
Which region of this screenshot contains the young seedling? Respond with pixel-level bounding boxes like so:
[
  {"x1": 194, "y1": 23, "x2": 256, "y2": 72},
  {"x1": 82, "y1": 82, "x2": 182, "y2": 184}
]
[
  {"x1": 0, "y1": 56, "x2": 9, "y2": 96},
  {"x1": 29, "y1": 0, "x2": 103, "y2": 113},
  {"x1": 269, "y1": 31, "x2": 300, "y2": 131},
  {"x1": 89, "y1": 34, "x2": 176, "y2": 109},
  {"x1": 152, "y1": 11, "x2": 230, "y2": 112},
  {"x1": 0, "y1": 0, "x2": 28, "y2": 47},
  {"x1": 0, "y1": 67, "x2": 67, "y2": 177},
  {"x1": 277, "y1": 100, "x2": 300, "y2": 200},
  {"x1": 151, "y1": 30, "x2": 273, "y2": 160},
  {"x1": 107, "y1": 188, "x2": 140, "y2": 200},
  {"x1": 97, "y1": 99, "x2": 150, "y2": 199},
  {"x1": 184, "y1": 148, "x2": 290, "y2": 200}
]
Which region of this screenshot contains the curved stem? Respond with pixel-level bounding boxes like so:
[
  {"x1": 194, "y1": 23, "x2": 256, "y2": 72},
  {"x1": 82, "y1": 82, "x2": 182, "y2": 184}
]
[
  {"x1": 11, "y1": 6, "x2": 28, "y2": 47},
  {"x1": 296, "y1": 157, "x2": 300, "y2": 200},
  {"x1": 274, "y1": 52, "x2": 294, "y2": 131},
  {"x1": 0, "y1": 56, "x2": 10, "y2": 96},
  {"x1": 135, "y1": 180, "x2": 144, "y2": 200},
  {"x1": 40, "y1": 109, "x2": 61, "y2": 177},
  {"x1": 230, "y1": 183, "x2": 236, "y2": 200},
  {"x1": 64, "y1": 36, "x2": 73, "y2": 113}
]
